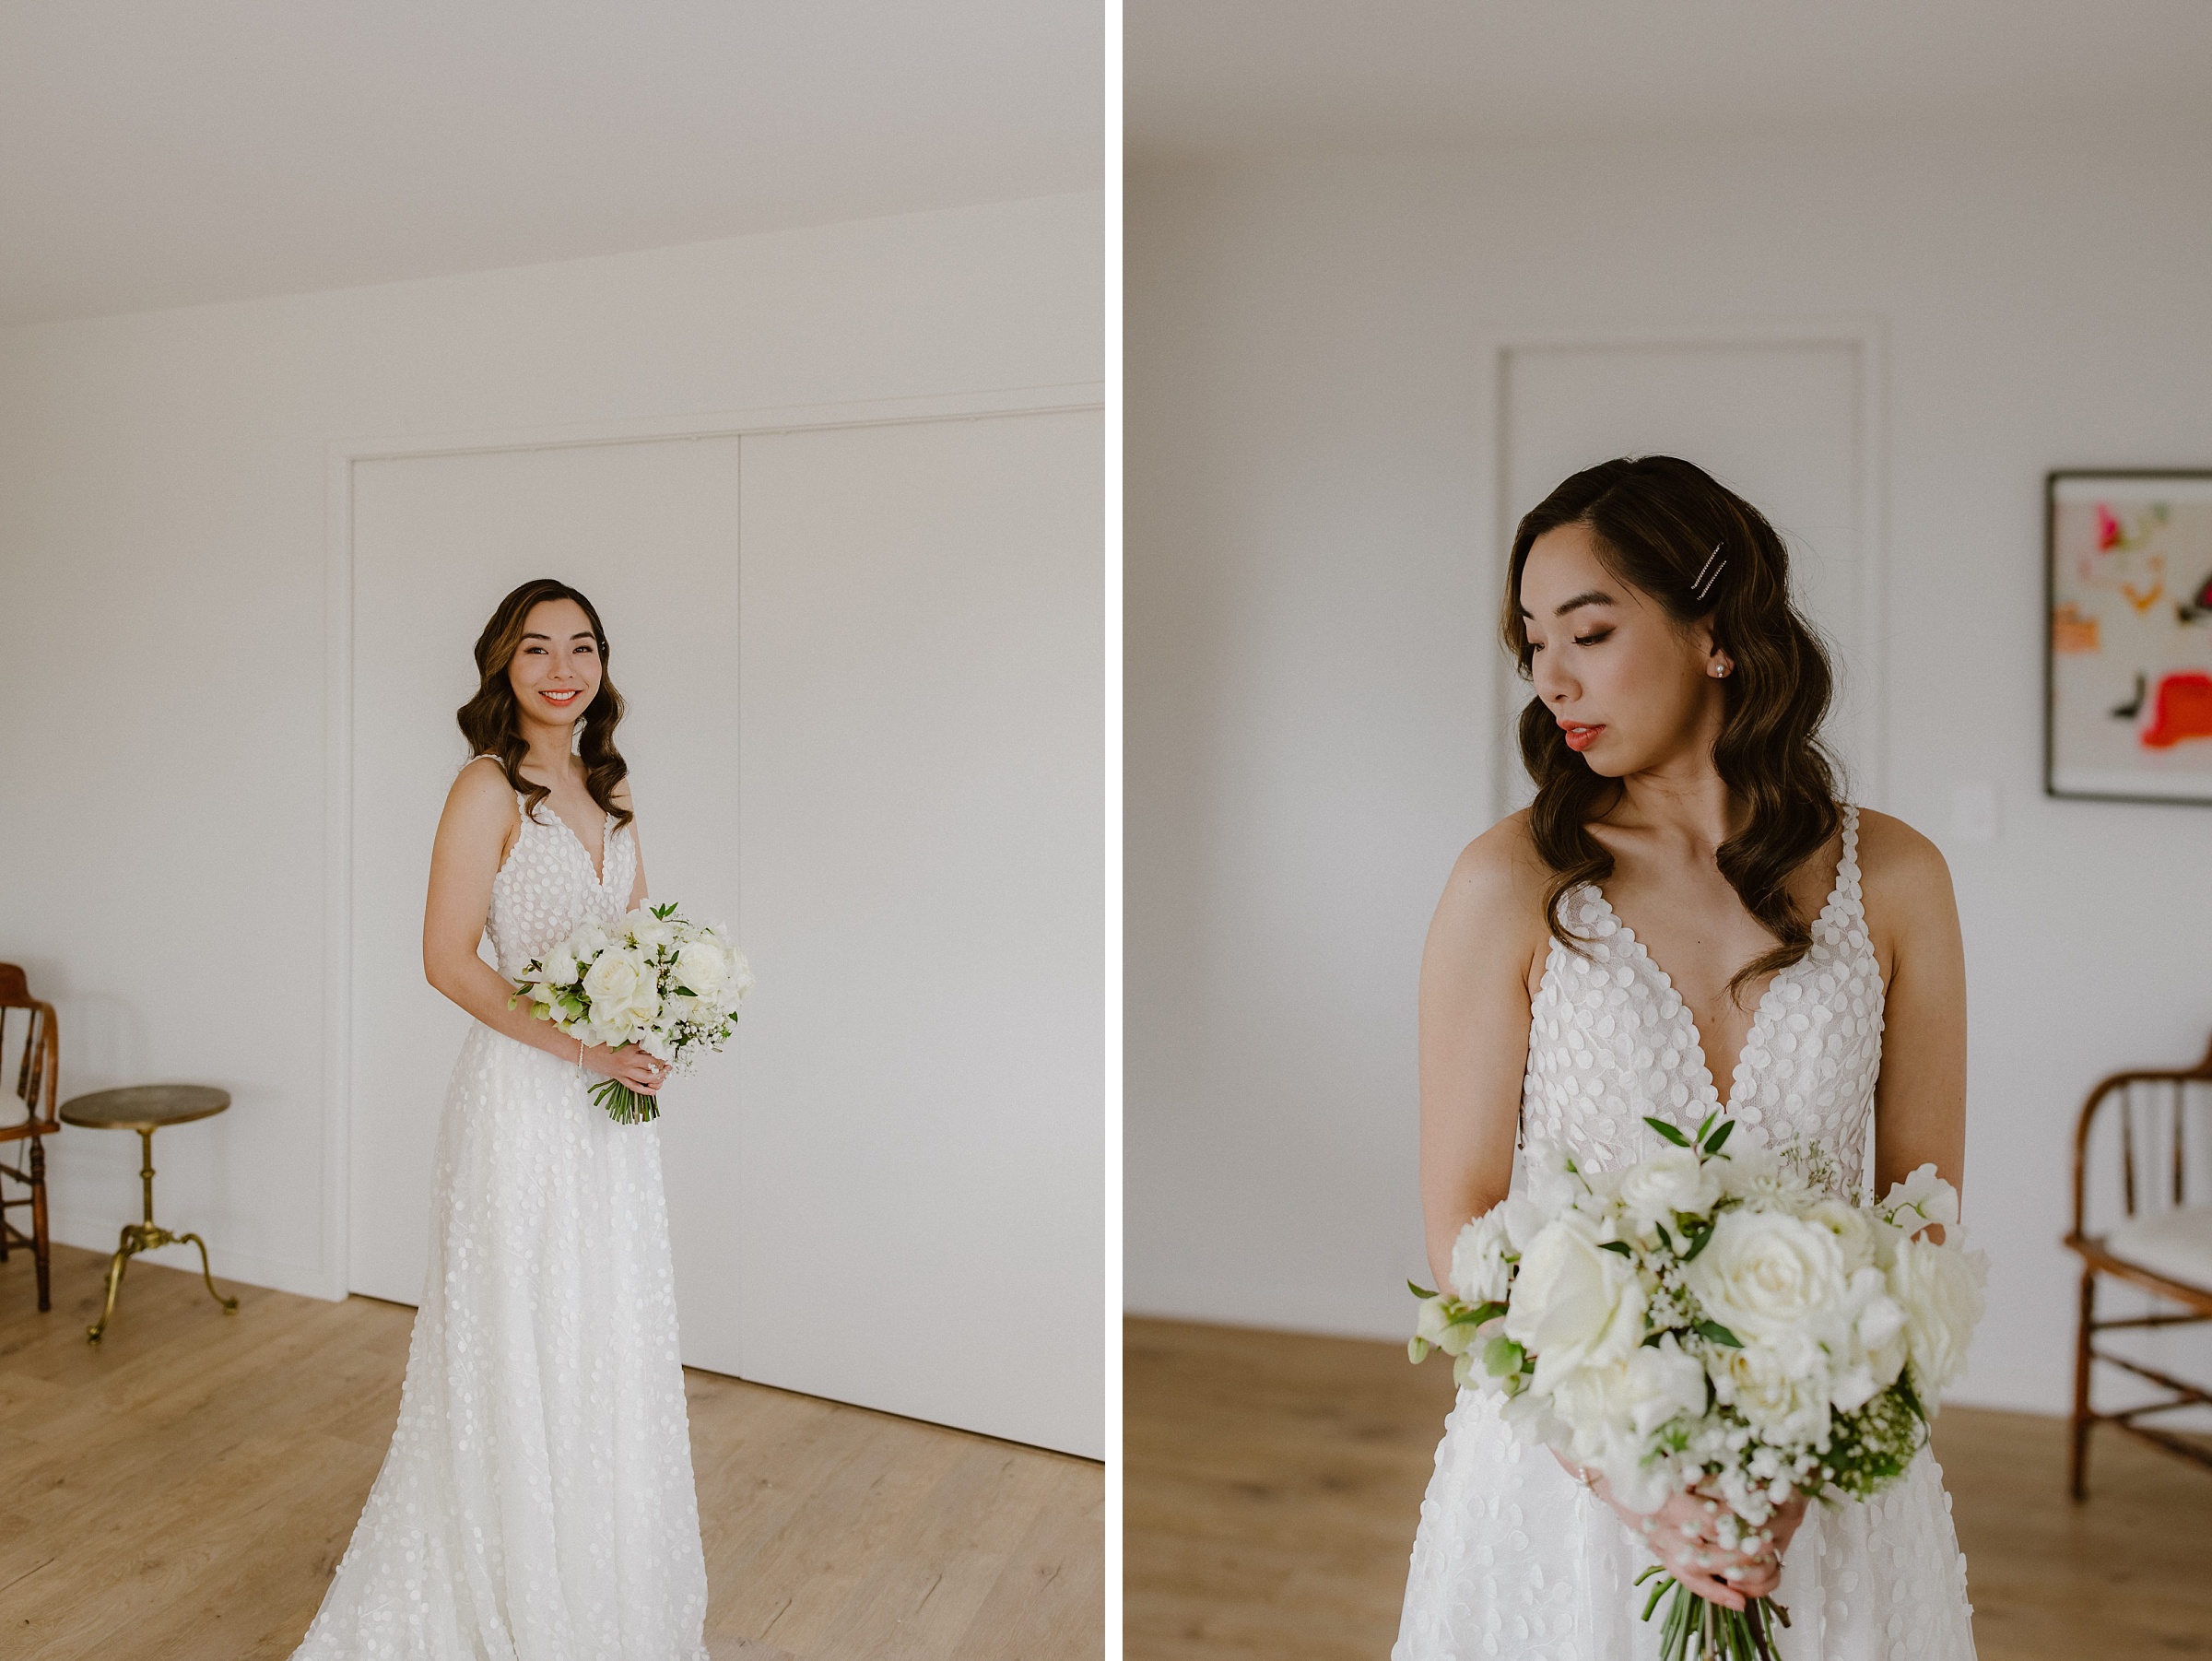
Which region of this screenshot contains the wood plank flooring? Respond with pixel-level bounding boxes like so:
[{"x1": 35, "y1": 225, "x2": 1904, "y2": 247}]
[
  {"x1": 1126, "y1": 1314, "x2": 2212, "y2": 1661},
  {"x1": 0, "y1": 1243, "x2": 1100, "y2": 1661}
]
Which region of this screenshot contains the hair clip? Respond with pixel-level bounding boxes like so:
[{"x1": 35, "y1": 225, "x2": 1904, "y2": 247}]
[{"x1": 1690, "y1": 542, "x2": 1726, "y2": 603}]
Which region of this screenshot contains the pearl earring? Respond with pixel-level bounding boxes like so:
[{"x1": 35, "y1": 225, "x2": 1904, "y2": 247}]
[{"x1": 1711, "y1": 663, "x2": 1730, "y2": 678}]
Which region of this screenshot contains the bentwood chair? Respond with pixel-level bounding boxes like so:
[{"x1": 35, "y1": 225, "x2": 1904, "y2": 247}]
[
  {"x1": 2065, "y1": 1031, "x2": 2212, "y2": 1497},
  {"x1": 0, "y1": 963, "x2": 60, "y2": 1312}
]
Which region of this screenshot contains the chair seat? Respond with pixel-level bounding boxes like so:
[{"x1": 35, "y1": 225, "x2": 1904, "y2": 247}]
[{"x1": 2107, "y1": 1205, "x2": 2212, "y2": 1294}]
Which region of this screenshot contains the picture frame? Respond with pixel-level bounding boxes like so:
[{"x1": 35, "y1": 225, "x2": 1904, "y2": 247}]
[{"x1": 2045, "y1": 468, "x2": 2212, "y2": 804}]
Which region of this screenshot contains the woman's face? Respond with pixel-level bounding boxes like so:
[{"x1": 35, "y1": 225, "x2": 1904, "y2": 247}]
[
  {"x1": 1518, "y1": 522, "x2": 1724, "y2": 779},
  {"x1": 506, "y1": 597, "x2": 603, "y2": 731}
]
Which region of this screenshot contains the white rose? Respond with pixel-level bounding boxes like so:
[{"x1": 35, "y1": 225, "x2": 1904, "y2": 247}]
[
  {"x1": 582, "y1": 947, "x2": 648, "y2": 1011},
  {"x1": 1503, "y1": 1214, "x2": 1648, "y2": 1389},
  {"x1": 625, "y1": 983, "x2": 664, "y2": 1028},
  {"x1": 1539, "y1": 1340, "x2": 1702, "y2": 1506},
  {"x1": 1620, "y1": 1331, "x2": 1711, "y2": 1437},
  {"x1": 571, "y1": 922, "x2": 611, "y2": 960},
  {"x1": 1887, "y1": 1237, "x2": 1986, "y2": 1402},
  {"x1": 1545, "y1": 1361, "x2": 1636, "y2": 1468},
  {"x1": 1450, "y1": 1207, "x2": 1513, "y2": 1305},
  {"x1": 1684, "y1": 1209, "x2": 1848, "y2": 1350},
  {"x1": 1804, "y1": 1197, "x2": 1877, "y2": 1275},
  {"x1": 675, "y1": 939, "x2": 731, "y2": 996},
  {"x1": 1823, "y1": 1266, "x2": 1909, "y2": 1411},
  {"x1": 628, "y1": 909, "x2": 678, "y2": 951},
  {"x1": 1497, "y1": 1193, "x2": 1547, "y2": 1254},
  {"x1": 1618, "y1": 1146, "x2": 1723, "y2": 1235},
  {"x1": 583, "y1": 948, "x2": 661, "y2": 1035}
]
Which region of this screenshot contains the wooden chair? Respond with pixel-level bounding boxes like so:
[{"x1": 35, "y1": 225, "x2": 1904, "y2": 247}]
[
  {"x1": 2065, "y1": 1031, "x2": 2212, "y2": 1497},
  {"x1": 0, "y1": 963, "x2": 60, "y2": 1312}
]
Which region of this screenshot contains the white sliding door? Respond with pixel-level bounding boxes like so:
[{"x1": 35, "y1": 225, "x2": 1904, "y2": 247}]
[
  {"x1": 729, "y1": 411, "x2": 1104, "y2": 1456},
  {"x1": 347, "y1": 408, "x2": 1103, "y2": 1458}
]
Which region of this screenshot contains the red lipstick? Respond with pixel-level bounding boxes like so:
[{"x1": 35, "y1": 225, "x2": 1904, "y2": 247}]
[{"x1": 1560, "y1": 723, "x2": 1604, "y2": 752}]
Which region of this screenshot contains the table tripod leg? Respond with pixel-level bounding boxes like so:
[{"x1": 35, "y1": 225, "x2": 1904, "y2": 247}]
[
  {"x1": 177, "y1": 1231, "x2": 238, "y2": 1313},
  {"x1": 88, "y1": 1229, "x2": 135, "y2": 1343}
]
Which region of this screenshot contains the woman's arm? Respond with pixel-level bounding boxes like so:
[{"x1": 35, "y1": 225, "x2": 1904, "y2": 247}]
[
  {"x1": 1418, "y1": 817, "x2": 1544, "y2": 1294},
  {"x1": 1863, "y1": 811, "x2": 1968, "y2": 1219},
  {"x1": 422, "y1": 760, "x2": 664, "y2": 1094}
]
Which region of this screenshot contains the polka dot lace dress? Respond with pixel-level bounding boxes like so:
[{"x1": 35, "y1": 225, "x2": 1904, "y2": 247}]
[
  {"x1": 293, "y1": 780, "x2": 709, "y2": 1661},
  {"x1": 1394, "y1": 807, "x2": 1977, "y2": 1661}
]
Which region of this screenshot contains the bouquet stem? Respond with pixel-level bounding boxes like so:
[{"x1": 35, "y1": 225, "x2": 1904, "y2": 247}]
[
  {"x1": 1635, "y1": 1567, "x2": 1788, "y2": 1661},
  {"x1": 588, "y1": 1078, "x2": 661, "y2": 1125}
]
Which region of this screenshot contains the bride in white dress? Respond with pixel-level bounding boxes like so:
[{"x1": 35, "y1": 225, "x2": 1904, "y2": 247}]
[
  {"x1": 296, "y1": 579, "x2": 709, "y2": 1660},
  {"x1": 1396, "y1": 457, "x2": 1977, "y2": 1659}
]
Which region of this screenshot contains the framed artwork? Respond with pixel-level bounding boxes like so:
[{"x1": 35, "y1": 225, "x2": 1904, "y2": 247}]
[{"x1": 2046, "y1": 470, "x2": 2212, "y2": 804}]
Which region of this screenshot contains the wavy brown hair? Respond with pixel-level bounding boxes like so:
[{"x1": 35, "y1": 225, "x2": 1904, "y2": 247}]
[
  {"x1": 1503, "y1": 455, "x2": 1841, "y2": 1002},
  {"x1": 456, "y1": 578, "x2": 632, "y2": 830}
]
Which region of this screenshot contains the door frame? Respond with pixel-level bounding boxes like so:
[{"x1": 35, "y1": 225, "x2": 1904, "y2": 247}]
[
  {"x1": 317, "y1": 383, "x2": 1104, "y2": 1301},
  {"x1": 1472, "y1": 320, "x2": 1888, "y2": 822}
]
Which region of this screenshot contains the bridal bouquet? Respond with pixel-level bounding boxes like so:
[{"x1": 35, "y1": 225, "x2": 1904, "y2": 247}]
[
  {"x1": 509, "y1": 902, "x2": 754, "y2": 1125},
  {"x1": 1408, "y1": 1116, "x2": 1985, "y2": 1661}
]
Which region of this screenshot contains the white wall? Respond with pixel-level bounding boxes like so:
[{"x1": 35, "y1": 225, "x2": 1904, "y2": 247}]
[
  {"x1": 0, "y1": 192, "x2": 1100, "y2": 1312},
  {"x1": 1124, "y1": 116, "x2": 2212, "y2": 1417}
]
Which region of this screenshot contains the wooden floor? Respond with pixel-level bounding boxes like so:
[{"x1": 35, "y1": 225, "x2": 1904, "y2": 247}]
[
  {"x1": 0, "y1": 1243, "x2": 1101, "y2": 1660},
  {"x1": 1126, "y1": 1315, "x2": 2212, "y2": 1661}
]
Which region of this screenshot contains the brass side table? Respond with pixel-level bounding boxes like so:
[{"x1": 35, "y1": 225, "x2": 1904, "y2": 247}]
[{"x1": 58, "y1": 1085, "x2": 240, "y2": 1343}]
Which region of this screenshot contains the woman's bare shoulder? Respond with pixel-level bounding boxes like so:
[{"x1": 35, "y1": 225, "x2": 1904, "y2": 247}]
[
  {"x1": 1852, "y1": 807, "x2": 1956, "y2": 914},
  {"x1": 1853, "y1": 807, "x2": 1950, "y2": 883},
  {"x1": 1435, "y1": 810, "x2": 1551, "y2": 931},
  {"x1": 445, "y1": 757, "x2": 521, "y2": 823}
]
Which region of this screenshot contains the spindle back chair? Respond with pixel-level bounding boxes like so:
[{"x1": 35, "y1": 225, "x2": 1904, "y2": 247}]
[
  {"x1": 0, "y1": 962, "x2": 60, "y2": 1312},
  {"x1": 2065, "y1": 1031, "x2": 2212, "y2": 1497}
]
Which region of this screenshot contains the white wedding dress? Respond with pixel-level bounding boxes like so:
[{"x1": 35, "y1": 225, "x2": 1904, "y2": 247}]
[
  {"x1": 1394, "y1": 807, "x2": 1977, "y2": 1660},
  {"x1": 295, "y1": 786, "x2": 709, "y2": 1661}
]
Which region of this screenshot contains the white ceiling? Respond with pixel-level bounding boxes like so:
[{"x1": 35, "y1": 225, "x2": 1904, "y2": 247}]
[
  {"x1": 0, "y1": 2, "x2": 1100, "y2": 327},
  {"x1": 1128, "y1": 0, "x2": 2212, "y2": 159}
]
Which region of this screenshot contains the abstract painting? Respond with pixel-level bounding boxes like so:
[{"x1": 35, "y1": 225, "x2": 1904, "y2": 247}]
[{"x1": 2047, "y1": 471, "x2": 2212, "y2": 804}]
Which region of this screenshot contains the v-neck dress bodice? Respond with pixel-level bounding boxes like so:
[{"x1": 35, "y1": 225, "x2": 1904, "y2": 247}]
[
  {"x1": 1394, "y1": 805, "x2": 1978, "y2": 1661},
  {"x1": 1521, "y1": 805, "x2": 1884, "y2": 1196},
  {"x1": 487, "y1": 793, "x2": 635, "y2": 980}
]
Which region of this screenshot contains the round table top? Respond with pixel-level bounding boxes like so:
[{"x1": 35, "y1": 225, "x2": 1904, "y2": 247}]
[{"x1": 59, "y1": 1084, "x2": 231, "y2": 1131}]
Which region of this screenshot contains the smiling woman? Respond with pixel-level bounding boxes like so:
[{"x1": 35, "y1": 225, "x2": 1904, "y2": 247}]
[
  {"x1": 457, "y1": 577, "x2": 635, "y2": 843},
  {"x1": 294, "y1": 575, "x2": 703, "y2": 1658}
]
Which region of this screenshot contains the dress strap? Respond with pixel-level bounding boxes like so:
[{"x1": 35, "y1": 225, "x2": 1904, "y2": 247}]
[{"x1": 1822, "y1": 803, "x2": 1866, "y2": 933}]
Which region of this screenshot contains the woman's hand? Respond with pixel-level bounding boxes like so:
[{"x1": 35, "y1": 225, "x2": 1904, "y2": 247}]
[
  {"x1": 1562, "y1": 1455, "x2": 1802, "y2": 1610},
  {"x1": 1620, "y1": 1487, "x2": 1778, "y2": 1609},
  {"x1": 581, "y1": 1043, "x2": 668, "y2": 1095}
]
